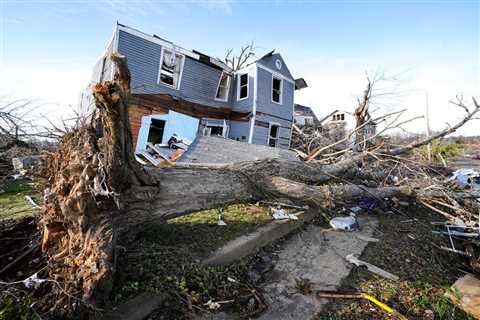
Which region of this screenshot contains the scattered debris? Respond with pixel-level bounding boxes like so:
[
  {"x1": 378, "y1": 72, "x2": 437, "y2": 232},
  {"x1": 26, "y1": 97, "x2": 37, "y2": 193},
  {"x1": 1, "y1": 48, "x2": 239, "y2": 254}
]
[
  {"x1": 12, "y1": 155, "x2": 41, "y2": 175},
  {"x1": 271, "y1": 208, "x2": 299, "y2": 221},
  {"x1": 445, "y1": 274, "x2": 480, "y2": 319},
  {"x1": 136, "y1": 134, "x2": 192, "y2": 167},
  {"x1": 22, "y1": 272, "x2": 47, "y2": 289},
  {"x1": 358, "y1": 197, "x2": 377, "y2": 210},
  {"x1": 217, "y1": 214, "x2": 227, "y2": 226},
  {"x1": 24, "y1": 195, "x2": 40, "y2": 209},
  {"x1": 346, "y1": 254, "x2": 399, "y2": 281},
  {"x1": 329, "y1": 216, "x2": 360, "y2": 231},
  {"x1": 350, "y1": 206, "x2": 362, "y2": 214},
  {"x1": 316, "y1": 291, "x2": 408, "y2": 320},
  {"x1": 258, "y1": 200, "x2": 308, "y2": 210},
  {"x1": 449, "y1": 168, "x2": 480, "y2": 189}
]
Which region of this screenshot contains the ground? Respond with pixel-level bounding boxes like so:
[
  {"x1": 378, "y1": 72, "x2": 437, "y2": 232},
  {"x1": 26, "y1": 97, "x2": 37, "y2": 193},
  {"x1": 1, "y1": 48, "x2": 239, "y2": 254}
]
[
  {"x1": 1, "y1": 142, "x2": 480, "y2": 319},
  {"x1": 318, "y1": 204, "x2": 475, "y2": 320},
  {"x1": 0, "y1": 180, "x2": 41, "y2": 221},
  {"x1": 111, "y1": 204, "x2": 274, "y2": 319}
]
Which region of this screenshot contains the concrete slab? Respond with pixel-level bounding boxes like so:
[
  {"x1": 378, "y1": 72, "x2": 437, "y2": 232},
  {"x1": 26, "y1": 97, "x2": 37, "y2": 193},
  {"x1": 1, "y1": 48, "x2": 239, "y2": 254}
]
[
  {"x1": 202, "y1": 210, "x2": 316, "y2": 266},
  {"x1": 258, "y1": 216, "x2": 378, "y2": 320},
  {"x1": 102, "y1": 293, "x2": 164, "y2": 320}
]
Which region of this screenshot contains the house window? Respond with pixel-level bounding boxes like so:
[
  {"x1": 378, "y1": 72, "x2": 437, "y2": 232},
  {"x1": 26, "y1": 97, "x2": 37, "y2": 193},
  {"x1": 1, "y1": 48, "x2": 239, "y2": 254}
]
[
  {"x1": 147, "y1": 118, "x2": 166, "y2": 145},
  {"x1": 158, "y1": 48, "x2": 184, "y2": 89},
  {"x1": 272, "y1": 77, "x2": 282, "y2": 104},
  {"x1": 202, "y1": 125, "x2": 227, "y2": 138},
  {"x1": 268, "y1": 124, "x2": 280, "y2": 147},
  {"x1": 215, "y1": 72, "x2": 231, "y2": 101},
  {"x1": 238, "y1": 73, "x2": 249, "y2": 100}
]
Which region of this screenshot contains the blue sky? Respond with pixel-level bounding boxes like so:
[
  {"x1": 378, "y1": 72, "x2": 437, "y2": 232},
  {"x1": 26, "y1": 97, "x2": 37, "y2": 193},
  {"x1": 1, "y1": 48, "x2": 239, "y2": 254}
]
[{"x1": 1, "y1": 0, "x2": 479, "y2": 134}]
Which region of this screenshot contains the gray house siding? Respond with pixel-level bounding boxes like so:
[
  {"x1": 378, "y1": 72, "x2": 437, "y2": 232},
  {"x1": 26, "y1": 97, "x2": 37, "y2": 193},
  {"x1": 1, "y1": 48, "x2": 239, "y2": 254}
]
[
  {"x1": 254, "y1": 113, "x2": 291, "y2": 149},
  {"x1": 117, "y1": 30, "x2": 230, "y2": 109},
  {"x1": 256, "y1": 53, "x2": 294, "y2": 80},
  {"x1": 230, "y1": 72, "x2": 254, "y2": 113},
  {"x1": 256, "y1": 67, "x2": 294, "y2": 121},
  {"x1": 228, "y1": 121, "x2": 250, "y2": 143}
]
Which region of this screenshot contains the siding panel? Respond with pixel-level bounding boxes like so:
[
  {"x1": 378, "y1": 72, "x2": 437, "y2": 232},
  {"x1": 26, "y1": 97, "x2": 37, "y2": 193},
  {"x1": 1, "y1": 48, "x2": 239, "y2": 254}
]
[{"x1": 117, "y1": 30, "x2": 230, "y2": 109}]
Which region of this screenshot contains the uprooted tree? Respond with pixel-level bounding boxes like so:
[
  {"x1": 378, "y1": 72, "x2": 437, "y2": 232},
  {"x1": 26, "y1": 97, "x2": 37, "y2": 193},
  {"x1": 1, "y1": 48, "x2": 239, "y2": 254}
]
[{"x1": 39, "y1": 54, "x2": 480, "y2": 317}]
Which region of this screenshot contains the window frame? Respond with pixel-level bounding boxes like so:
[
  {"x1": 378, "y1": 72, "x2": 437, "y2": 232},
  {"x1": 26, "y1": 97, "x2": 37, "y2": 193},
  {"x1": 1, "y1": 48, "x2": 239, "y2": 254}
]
[
  {"x1": 271, "y1": 75, "x2": 283, "y2": 104},
  {"x1": 237, "y1": 73, "x2": 249, "y2": 101},
  {"x1": 267, "y1": 122, "x2": 281, "y2": 148},
  {"x1": 157, "y1": 47, "x2": 185, "y2": 90},
  {"x1": 215, "y1": 72, "x2": 231, "y2": 102}
]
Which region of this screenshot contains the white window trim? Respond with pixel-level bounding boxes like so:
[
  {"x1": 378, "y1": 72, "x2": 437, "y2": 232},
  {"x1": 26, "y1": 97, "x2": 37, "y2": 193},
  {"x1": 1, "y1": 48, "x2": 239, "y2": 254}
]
[
  {"x1": 202, "y1": 119, "x2": 229, "y2": 138},
  {"x1": 215, "y1": 72, "x2": 231, "y2": 102},
  {"x1": 271, "y1": 75, "x2": 283, "y2": 105},
  {"x1": 267, "y1": 122, "x2": 281, "y2": 148},
  {"x1": 237, "y1": 73, "x2": 249, "y2": 101},
  {"x1": 157, "y1": 47, "x2": 185, "y2": 90}
]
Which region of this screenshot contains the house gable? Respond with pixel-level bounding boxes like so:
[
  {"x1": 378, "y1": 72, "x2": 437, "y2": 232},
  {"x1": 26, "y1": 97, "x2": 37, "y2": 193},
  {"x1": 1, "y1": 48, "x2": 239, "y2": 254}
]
[{"x1": 255, "y1": 53, "x2": 294, "y2": 81}]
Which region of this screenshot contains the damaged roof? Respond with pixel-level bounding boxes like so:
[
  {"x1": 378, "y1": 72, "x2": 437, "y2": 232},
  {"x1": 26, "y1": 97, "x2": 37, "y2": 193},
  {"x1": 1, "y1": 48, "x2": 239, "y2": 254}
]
[
  {"x1": 179, "y1": 136, "x2": 298, "y2": 164},
  {"x1": 117, "y1": 23, "x2": 232, "y2": 72}
]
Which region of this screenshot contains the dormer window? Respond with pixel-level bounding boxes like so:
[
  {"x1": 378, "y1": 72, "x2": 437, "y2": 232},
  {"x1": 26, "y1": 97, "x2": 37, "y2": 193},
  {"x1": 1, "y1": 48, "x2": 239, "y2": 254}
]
[
  {"x1": 158, "y1": 48, "x2": 184, "y2": 89},
  {"x1": 237, "y1": 73, "x2": 249, "y2": 100},
  {"x1": 272, "y1": 76, "x2": 282, "y2": 104},
  {"x1": 215, "y1": 72, "x2": 231, "y2": 101}
]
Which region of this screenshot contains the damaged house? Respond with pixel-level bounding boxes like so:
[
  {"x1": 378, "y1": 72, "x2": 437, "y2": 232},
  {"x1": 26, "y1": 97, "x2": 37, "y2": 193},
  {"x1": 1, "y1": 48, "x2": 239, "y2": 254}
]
[{"x1": 82, "y1": 23, "x2": 307, "y2": 160}]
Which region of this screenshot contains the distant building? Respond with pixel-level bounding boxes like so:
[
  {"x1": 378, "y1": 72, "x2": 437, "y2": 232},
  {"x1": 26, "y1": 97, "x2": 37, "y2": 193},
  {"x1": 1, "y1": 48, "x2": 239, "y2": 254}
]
[{"x1": 293, "y1": 104, "x2": 319, "y2": 126}]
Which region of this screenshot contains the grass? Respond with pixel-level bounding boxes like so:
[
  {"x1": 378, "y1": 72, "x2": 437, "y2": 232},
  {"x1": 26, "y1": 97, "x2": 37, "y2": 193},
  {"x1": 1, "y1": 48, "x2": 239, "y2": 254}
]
[
  {"x1": 111, "y1": 204, "x2": 273, "y2": 319},
  {"x1": 0, "y1": 180, "x2": 42, "y2": 221},
  {"x1": 319, "y1": 204, "x2": 475, "y2": 320}
]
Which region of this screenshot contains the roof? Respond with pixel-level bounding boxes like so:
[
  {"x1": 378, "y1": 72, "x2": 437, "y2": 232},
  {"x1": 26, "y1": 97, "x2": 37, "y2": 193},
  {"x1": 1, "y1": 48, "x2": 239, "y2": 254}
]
[
  {"x1": 179, "y1": 136, "x2": 298, "y2": 164},
  {"x1": 294, "y1": 104, "x2": 319, "y2": 121},
  {"x1": 117, "y1": 23, "x2": 233, "y2": 73}
]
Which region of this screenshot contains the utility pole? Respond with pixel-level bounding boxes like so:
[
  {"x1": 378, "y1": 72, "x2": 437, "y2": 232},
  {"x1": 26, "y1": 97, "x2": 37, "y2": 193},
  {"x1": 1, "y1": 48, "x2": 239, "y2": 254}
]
[{"x1": 425, "y1": 92, "x2": 432, "y2": 162}]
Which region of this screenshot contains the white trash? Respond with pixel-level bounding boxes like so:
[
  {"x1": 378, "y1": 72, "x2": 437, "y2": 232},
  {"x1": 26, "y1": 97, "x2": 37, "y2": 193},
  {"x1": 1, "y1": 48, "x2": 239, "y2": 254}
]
[
  {"x1": 449, "y1": 168, "x2": 480, "y2": 189},
  {"x1": 330, "y1": 216, "x2": 360, "y2": 231},
  {"x1": 271, "y1": 208, "x2": 299, "y2": 221}
]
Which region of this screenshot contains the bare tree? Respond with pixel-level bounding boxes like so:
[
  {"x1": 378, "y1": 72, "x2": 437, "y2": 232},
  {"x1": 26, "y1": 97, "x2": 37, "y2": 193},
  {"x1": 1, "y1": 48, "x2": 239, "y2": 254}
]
[{"x1": 224, "y1": 42, "x2": 257, "y2": 71}]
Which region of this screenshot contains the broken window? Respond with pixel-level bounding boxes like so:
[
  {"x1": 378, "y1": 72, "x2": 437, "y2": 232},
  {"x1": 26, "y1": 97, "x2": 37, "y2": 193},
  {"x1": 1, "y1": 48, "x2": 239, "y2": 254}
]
[
  {"x1": 272, "y1": 77, "x2": 282, "y2": 103},
  {"x1": 216, "y1": 72, "x2": 231, "y2": 101},
  {"x1": 268, "y1": 124, "x2": 279, "y2": 147},
  {"x1": 238, "y1": 73, "x2": 249, "y2": 100},
  {"x1": 202, "y1": 125, "x2": 225, "y2": 137},
  {"x1": 147, "y1": 119, "x2": 166, "y2": 145},
  {"x1": 159, "y1": 49, "x2": 184, "y2": 89}
]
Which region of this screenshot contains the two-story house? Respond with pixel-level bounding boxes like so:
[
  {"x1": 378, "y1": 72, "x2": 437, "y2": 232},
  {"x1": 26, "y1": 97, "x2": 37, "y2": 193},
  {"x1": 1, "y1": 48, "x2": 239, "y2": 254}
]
[{"x1": 85, "y1": 23, "x2": 307, "y2": 154}]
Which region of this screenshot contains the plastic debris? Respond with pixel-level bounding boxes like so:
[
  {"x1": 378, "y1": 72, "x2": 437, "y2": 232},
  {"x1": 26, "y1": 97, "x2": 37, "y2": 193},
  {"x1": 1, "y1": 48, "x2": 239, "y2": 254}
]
[
  {"x1": 204, "y1": 299, "x2": 221, "y2": 310},
  {"x1": 271, "y1": 208, "x2": 299, "y2": 220},
  {"x1": 346, "y1": 254, "x2": 399, "y2": 280},
  {"x1": 25, "y1": 195, "x2": 40, "y2": 209},
  {"x1": 350, "y1": 206, "x2": 362, "y2": 213},
  {"x1": 449, "y1": 168, "x2": 480, "y2": 189},
  {"x1": 359, "y1": 197, "x2": 377, "y2": 210},
  {"x1": 23, "y1": 273, "x2": 47, "y2": 289},
  {"x1": 217, "y1": 219, "x2": 227, "y2": 226},
  {"x1": 329, "y1": 216, "x2": 359, "y2": 231},
  {"x1": 317, "y1": 291, "x2": 408, "y2": 320}
]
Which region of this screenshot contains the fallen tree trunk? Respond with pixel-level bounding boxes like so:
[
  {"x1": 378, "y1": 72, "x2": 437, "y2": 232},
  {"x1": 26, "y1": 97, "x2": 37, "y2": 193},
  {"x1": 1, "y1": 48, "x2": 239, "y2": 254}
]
[{"x1": 38, "y1": 54, "x2": 477, "y2": 318}]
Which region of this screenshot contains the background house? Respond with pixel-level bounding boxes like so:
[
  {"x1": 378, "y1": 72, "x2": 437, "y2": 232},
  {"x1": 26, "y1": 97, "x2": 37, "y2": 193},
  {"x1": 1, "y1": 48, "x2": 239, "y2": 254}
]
[
  {"x1": 293, "y1": 104, "x2": 319, "y2": 127},
  {"x1": 83, "y1": 23, "x2": 307, "y2": 154}
]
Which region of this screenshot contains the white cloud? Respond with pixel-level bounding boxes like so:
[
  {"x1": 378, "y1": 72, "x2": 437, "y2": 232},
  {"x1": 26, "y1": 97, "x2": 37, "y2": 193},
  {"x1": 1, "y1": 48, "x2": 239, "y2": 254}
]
[{"x1": 0, "y1": 63, "x2": 92, "y2": 125}]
